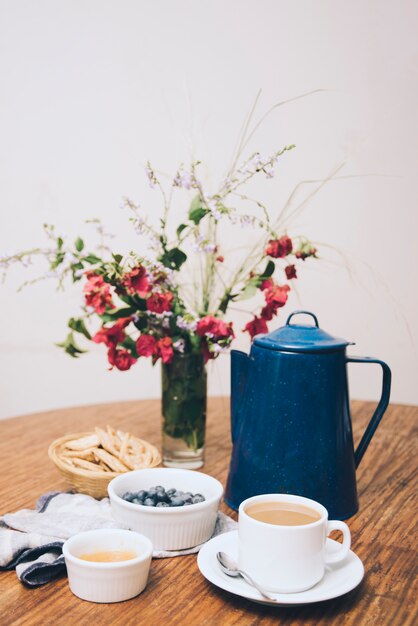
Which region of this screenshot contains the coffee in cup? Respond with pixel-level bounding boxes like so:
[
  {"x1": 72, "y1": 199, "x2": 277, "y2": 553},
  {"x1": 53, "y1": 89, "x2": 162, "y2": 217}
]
[
  {"x1": 245, "y1": 501, "x2": 321, "y2": 526},
  {"x1": 238, "y1": 494, "x2": 351, "y2": 593}
]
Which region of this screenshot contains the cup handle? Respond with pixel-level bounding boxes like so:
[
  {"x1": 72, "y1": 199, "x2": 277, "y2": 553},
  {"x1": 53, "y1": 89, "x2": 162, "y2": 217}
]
[{"x1": 325, "y1": 520, "x2": 351, "y2": 564}]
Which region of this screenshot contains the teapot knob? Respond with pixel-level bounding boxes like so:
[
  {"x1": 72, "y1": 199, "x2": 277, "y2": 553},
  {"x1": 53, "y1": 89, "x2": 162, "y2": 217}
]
[{"x1": 286, "y1": 310, "x2": 319, "y2": 327}]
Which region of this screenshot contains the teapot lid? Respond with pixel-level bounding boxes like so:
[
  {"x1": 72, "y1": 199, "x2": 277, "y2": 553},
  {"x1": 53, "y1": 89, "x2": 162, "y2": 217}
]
[{"x1": 253, "y1": 310, "x2": 352, "y2": 353}]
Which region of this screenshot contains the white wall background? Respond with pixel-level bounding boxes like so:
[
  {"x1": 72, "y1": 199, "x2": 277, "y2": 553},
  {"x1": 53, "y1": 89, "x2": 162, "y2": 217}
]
[{"x1": 0, "y1": 0, "x2": 417, "y2": 420}]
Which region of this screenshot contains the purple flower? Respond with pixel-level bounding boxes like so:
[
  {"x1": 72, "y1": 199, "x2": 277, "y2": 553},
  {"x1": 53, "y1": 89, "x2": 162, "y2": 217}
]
[{"x1": 173, "y1": 170, "x2": 193, "y2": 189}]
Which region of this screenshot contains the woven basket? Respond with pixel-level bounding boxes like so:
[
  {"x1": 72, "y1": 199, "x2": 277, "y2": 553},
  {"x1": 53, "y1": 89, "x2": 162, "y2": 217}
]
[{"x1": 48, "y1": 431, "x2": 160, "y2": 499}]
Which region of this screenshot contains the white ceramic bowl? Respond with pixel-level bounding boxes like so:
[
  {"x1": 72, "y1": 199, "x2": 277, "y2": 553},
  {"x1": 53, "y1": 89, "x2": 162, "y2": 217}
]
[
  {"x1": 108, "y1": 468, "x2": 224, "y2": 550},
  {"x1": 63, "y1": 528, "x2": 153, "y2": 603}
]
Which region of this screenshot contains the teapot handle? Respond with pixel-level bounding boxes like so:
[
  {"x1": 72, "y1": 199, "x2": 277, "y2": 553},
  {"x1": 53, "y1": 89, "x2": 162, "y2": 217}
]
[
  {"x1": 346, "y1": 356, "x2": 392, "y2": 467},
  {"x1": 286, "y1": 310, "x2": 319, "y2": 327}
]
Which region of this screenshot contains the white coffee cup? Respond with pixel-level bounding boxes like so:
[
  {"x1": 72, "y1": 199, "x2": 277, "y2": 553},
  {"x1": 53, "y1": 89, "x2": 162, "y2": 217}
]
[{"x1": 238, "y1": 494, "x2": 351, "y2": 593}]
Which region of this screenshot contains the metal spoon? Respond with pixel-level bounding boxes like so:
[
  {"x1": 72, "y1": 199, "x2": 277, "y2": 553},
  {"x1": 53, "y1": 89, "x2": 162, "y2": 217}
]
[{"x1": 216, "y1": 551, "x2": 277, "y2": 602}]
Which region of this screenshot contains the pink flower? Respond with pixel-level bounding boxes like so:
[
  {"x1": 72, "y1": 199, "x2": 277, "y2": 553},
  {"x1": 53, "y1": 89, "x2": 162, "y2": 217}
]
[
  {"x1": 243, "y1": 316, "x2": 269, "y2": 338},
  {"x1": 83, "y1": 272, "x2": 114, "y2": 315},
  {"x1": 92, "y1": 318, "x2": 131, "y2": 347},
  {"x1": 136, "y1": 334, "x2": 158, "y2": 357},
  {"x1": 121, "y1": 266, "x2": 149, "y2": 297},
  {"x1": 265, "y1": 236, "x2": 293, "y2": 259},
  {"x1": 146, "y1": 291, "x2": 174, "y2": 314},
  {"x1": 107, "y1": 346, "x2": 137, "y2": 371}
]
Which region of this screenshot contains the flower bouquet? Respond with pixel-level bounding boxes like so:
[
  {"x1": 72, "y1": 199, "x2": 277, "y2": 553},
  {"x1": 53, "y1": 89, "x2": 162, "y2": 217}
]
[{"x1": 2, "y1": 139, "x2": 318, "y2": 468}]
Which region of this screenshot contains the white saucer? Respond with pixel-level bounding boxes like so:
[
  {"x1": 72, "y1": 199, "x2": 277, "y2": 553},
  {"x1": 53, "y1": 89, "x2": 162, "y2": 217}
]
[{"x1": 197, "y1": 531, "x2": 364, "y2": 606}]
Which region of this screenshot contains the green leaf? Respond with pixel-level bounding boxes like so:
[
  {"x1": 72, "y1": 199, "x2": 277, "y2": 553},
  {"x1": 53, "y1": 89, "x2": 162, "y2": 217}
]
[
  {"x1": 121, "y1": 336, "x2": 137, "y2": 357},
  {"x1": 218, "y1": 290, "x2": 236, "y2": 314},
  {"x1": 236, "y1": 283, "x2": 259, "y2": 301},
  {"x1": 189, "y1": 194, "x2": 201, "y2": 212},
  {"x1": 99, "y1": 306, "x2": 136, "y2": 322},
  {"x1": 133, "y1": 316, "x2": 147, "y2": 331},
  {"x1": 112, "y1": 253, "x2": 123, "y2": 264},
  {"x1": 68, "y1": 317, "x2": 91, "y2": 340},
  {"x1": 188, "y1": 194, "x2": 208, "y2": 224},
  {"x1": 176, "y1": 223, "x2": 188, "y2": 238},
  {"x1": 75, "y1": 237, "x2": 84, "y2": 252},
  {"x1": 159, "y1": 248, "x2": 187, "y2": 271},
  {"x1": 57, "y1": 237, "x2": 64, "y2": 250},
  {"x1": 56, "y1": 332, "x2": 87, "y2": 358},
  {"x1": 51, "y1": 252, "x2": 65, "y2": 270},
  {"x1": 83, "y1": 254, "x2": 102, "y2": 264},
  {"x1": 260, "y1": 260, "x2": 275, "y2": 279},
  {"x1": 189, "y1": 207, "x2": 207, "y2": 225}
]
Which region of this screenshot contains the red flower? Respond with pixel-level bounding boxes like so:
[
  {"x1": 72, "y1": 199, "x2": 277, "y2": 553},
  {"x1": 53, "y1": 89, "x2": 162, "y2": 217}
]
[
  {"x1": 295, "y1": 244, "x2": 317, "y2": 261},
  {"x1": 264, "y1": 284, "x2": 290, "y2": 307},
  {"x1": 136, "y1": 334, "x2": 158, "y2": 357},
  {"x1": 196, "y1": 316, "x2": 234, "y2": 340},
  {"x1": 121, "y1": 266, "x2": 149, "y2": 297},
  {"x1": 157, "y1": 337, "x2": 174, "y2": 364},
  {"x1": 196, "y1": 316, "x2": 235, "y2": 363},
  {"x1": 107, "y1": 346, "x2": 137, "y2": 371},
  {"x1": 285, "y1": 264, "x2": 297, "y2": 280},
  {"x1": 261, "y1": 284, "x2": 290, "y2": 320},
  {"x1": 92, "y1": 318, "x2": 131, "y2": 347},
  {"x1": 146, "y1": 291, "x2": 174, "y2": 314},
  {"x1": 136, "y1": 334, "x2": 174, "y2": 364},
  {"x1": 244, "y1": 316, "x2": 269, "y2": 338},
  {"x1": 265, "y1": 235, "x2": 293, "y2": 259},
  {"x1": 83, "y1": 272, "x2": 114, "y2": 315},
  {"x1": 216, "y1": 255, "x2": 224, "y2": 263},
  {"x1": 260, "y1": 302, "x2": 276, "y2": 321}
]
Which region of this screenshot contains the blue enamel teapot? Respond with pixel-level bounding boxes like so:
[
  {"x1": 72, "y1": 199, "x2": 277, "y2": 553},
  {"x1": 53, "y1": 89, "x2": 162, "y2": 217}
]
[{"x1": 225, "y1": 310, "x2": 391, "y2": 519}]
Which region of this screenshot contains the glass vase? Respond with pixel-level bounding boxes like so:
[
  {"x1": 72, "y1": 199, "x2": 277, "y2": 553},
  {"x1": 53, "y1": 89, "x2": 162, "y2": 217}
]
[{"x1": 161, "y1": 352, "x2": 207, "y2": 469}]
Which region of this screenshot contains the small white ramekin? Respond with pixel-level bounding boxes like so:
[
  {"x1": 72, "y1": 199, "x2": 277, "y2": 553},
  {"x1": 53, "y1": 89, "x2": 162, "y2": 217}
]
[
  {"x1": 63, "y1": 528, "x2": 153, "y2": 603},
  {"x1": 108, "y1": 468, "x2": 224, "y2": 550}
]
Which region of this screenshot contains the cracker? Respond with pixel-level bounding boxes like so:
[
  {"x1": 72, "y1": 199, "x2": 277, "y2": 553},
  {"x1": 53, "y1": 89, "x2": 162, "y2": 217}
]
[
  {"x1": 72, "y1": 457, "x2": 106, "y2": 473},
  {"x1": 65, "y1": 434, "x2": 99, "y2": 450},
  {"x1": 56, "y1": 426, "x2": 161, "y2": 477},
  {"x1": 61, "y1": 447, "x2": 96, "y2": 461},
  {"x1": 94, "y1": 448, "x2": 130, "y2": 473}
]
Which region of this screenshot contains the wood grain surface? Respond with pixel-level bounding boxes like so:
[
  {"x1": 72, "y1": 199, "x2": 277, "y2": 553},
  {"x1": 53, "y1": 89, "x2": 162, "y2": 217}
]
[{"x1": 0, "y1": 398, "x2": 417, "y2": 626}]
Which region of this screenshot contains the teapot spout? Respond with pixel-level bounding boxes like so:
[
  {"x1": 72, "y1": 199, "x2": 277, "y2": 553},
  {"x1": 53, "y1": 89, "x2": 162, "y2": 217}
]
[{"x1": 231, "y1": 350, "x2": 250, "y2": 443}]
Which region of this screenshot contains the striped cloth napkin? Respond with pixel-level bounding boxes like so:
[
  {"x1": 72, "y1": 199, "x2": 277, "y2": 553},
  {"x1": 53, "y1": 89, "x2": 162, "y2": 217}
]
[{"x1": 0, "y1": 492, "x2": 237, "y2": 587}]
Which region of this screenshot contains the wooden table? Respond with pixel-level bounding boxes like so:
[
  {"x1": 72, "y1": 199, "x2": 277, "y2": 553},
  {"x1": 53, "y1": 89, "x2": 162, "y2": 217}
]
[{"x1": 0, "y1": 399, "x2": 417, "y2": 626}]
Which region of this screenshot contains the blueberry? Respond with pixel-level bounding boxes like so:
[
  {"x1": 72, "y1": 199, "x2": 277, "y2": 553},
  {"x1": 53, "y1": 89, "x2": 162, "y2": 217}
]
[
  {"x1": 136, "y1": 490, "x2": 148, "y2": 501},
  {"x1": 174, "y1": 490, "x2": 184, "y2": 497},
  {"x1": 122, "y1": 491, "x2": 136, "y2": 502},
  {"x1": 143, "y1": 497, "x2": 156, "y2": 506},
  {"x1": 191, "y1": 494, "x2": 205, "y2": 504},
  {"x1": 155, "y1": 491, "x2": 170, "y2": 503},
  {"x1": 183, "y1": 501, "x2": 192, "y2": 506},
  {"x1": 155, "y1": 485, "x2": 165, "y2": 492},
  {"x1": 182, "y1": 492, "x2": 193, "y2": 502},
  {"x1": 147, "y1": 487, "x2": 157, "y2": 496},
  {"x1": 166, "y1": 488, "x2": 176, "y2": 497},
  {"x1": 156, "y1": 501, "x2": 169, "y2": 507},
  {"x1": 131, "y1": 497, "x2": 142, "y2": 505},
  {"x1": 170, "y1": 496, "x2": 185, "y2": 507}
]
